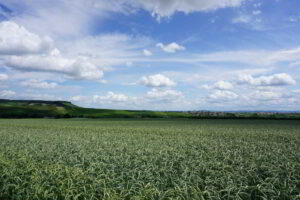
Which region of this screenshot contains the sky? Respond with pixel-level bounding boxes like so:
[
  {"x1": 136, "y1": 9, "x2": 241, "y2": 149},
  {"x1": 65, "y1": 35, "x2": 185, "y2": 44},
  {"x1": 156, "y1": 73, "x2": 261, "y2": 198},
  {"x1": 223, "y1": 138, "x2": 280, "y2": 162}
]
[{"x1": 0, "y1": 0, "x2": 300, "y2": 111}]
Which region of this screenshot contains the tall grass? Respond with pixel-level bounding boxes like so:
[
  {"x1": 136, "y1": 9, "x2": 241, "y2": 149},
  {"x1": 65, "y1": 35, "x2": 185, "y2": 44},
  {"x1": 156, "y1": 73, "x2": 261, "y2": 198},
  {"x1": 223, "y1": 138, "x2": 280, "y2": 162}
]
[{"x1": 0, "y1": 119, "x2": 299, "y2": 200}]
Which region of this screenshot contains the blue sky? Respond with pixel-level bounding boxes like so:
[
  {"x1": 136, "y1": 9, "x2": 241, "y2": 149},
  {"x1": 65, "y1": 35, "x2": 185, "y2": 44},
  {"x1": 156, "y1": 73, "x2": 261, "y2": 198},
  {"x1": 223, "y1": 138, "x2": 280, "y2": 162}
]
[{"x1": 0, "y1": 0, "x2": 300, "y2": 111}]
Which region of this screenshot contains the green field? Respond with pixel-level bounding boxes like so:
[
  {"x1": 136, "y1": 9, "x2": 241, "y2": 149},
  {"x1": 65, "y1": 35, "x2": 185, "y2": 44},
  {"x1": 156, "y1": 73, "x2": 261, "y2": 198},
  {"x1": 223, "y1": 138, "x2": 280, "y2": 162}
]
[{"x1": 0, "y1": 119, "x2": 299, "y2": 200}]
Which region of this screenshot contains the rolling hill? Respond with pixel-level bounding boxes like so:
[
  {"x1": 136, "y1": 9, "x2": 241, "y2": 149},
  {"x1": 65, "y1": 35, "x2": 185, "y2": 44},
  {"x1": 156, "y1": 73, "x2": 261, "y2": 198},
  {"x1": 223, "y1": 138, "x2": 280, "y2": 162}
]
[
  {"x1": 0, "y1": 99, "x2": 190, "y2": 118},
  {"x1": 0, "y1": 99, "x2": 299, "y2": 119}
]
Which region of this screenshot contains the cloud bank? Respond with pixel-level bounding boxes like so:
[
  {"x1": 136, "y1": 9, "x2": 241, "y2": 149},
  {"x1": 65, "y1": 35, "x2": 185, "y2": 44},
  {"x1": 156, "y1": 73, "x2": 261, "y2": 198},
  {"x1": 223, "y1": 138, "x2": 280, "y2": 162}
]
[
  {"x1": 239, "y1": 73, "x2": 296, "y2": 86},
  {"x1": 139, "y1": 74, "x2": 176, "y2": 87},
  {"x1": 131, "y1": 0, "x2": 246, "y2": 19},
  {"x1": 0, "y1": 21, "x2": 53, "y2": 55},
  {"x1": 0, "y1": 21, "x2": 104, "y2": 80}
]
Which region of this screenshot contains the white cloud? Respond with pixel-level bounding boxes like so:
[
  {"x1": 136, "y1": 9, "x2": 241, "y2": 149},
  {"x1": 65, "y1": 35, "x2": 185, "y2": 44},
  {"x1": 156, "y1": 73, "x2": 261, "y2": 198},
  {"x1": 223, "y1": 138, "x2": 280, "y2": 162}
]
[
  {"x1": 232, "y1": 13, "x2": 263, "y2": 30},
  {"x1": 208, "y1": 90, "x2": 238, "y2": 101},
  {"x1": 4, "y1": 51, "x2": 104, "y2": 80},
  {"x1": 2, "y1": 0, "x2": 247, "y2": 34},
  {"x1": 126, "y1": 62, "x2": 133, "y2": 67},
  {"x1": 268, "y1": 47, "x2": 300, "y2": 64},
  {"x1": 60, "y1": 33, "x2": 153, "y2": 68},
  {"x1": 0, "y1": 20, "x2": 105, "y2": 81},
  {"x1": 143, "y1": 49, "x2": 152, "y2": 56},
  {"x1": 0, "y1": 73, "x2": 8, "y2": 81},
  {"x1": 0, "y1": 90, "x2": 16, "y2": 97},
  {"x1": 252, "y1": 10, "x2": 261, "y2": 15},
  {"x1": 93, "y1": 92, "x2": 129, "y2": 103},
  {"x1": 70, "y1": 89, "x2": 186, "y2": 110},
  {"x1": 98, "y1": 79, "x2": 108, "y2": 84},
  {"x1": 253, "y1": 3, "x2": 262, "y2": 8},
  {"x1": 156, "y1": 42, "x2": 185, "y2": 53},
  {"x1": 146, "y1": 88, "x2": 183, "y2": 100},
  {"x1": 154, "y1": 47, "x2": 300, "y2": 66},
  {"x1": 202, "y1": 80, "x2": 234, "y2": 90},
  {"x1": 2, "y1": 1, "x2": 108, "y2": 38},
  {"x1": 131, "y1": 0, "x2": 246, "y2": 19},
  {"x1": 139, "y1": 74, "x2": 176, "y2": 87},
  {"x1": 250, "y1": 91, "x2": 282, "y2": 101},
  {"x1": 21, "y1": 79, "x2": 58, "y2": 89},
  {"x1": 71, "y1": 92, "x2": 131, "y2": 106},
  {"x1": 239, "y1": 73, "x2": 296, "y2": 86},
  {"x1": 232, "y1": 15, "x2": 251, "y2": 24},
  {"x1": 20, "y1": 93, "x2": 61, "y2": 101},
  {"x1": 70, "y1": 96, "x2": 84, "y2": 102},
  {"x1": 160, "y1": 68, "x2": 273, "y2": 87},
  {"x1": 289, "y1": 18, "x2": 296, "y2": 22},
  {"x1": 290, "y1": 61, "x2": 300, "y2": 67},
  {"x1": 70, "y1": 95, "x2": 92, "y2": 104},
  {"x1": 0, "y1": 21, "x2": 53, "y2": 55},
  {"x1": 289, "y1": 17, "x2": 298, "y2": 22},
  {"x1": 288, "y1": 12, "x2": 300, "y2": 23}
]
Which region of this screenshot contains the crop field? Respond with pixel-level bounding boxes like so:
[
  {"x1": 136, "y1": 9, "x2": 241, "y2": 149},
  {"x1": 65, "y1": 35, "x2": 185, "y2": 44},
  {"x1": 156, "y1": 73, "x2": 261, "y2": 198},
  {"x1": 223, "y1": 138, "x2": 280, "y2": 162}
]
[{"x1": 0, "y1": 119, "x2": 299, "y2": 200}]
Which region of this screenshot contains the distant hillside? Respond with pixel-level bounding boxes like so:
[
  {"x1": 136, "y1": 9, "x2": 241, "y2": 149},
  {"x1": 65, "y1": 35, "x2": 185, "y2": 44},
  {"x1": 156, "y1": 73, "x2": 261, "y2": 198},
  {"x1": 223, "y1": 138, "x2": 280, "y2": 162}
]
[
  {"x1": 0, "y1": 99, "x2": 189, "y2": 118},
  {"x1": 0, "y1": 99, "x2": 299, "y2": 119},
  {"x1": 0, "y1": 99, "x2": 76, "y2": 118}
]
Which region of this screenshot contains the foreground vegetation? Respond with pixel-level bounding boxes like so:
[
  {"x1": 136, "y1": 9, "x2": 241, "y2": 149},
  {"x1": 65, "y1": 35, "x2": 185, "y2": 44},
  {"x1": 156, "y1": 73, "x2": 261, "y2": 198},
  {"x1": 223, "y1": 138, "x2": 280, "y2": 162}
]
[
  {"x1": 0, "y1": 119, "x2": 299, "y2": 200},
  {"x1": 1, "y1": 99, "x2": 300, "y2": 119}
]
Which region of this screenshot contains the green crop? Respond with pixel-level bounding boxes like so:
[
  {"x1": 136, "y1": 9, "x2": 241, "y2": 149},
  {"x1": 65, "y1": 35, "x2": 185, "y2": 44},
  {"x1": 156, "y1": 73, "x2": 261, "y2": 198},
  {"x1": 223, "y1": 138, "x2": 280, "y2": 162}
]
[{"x1": 0, "y1": 119, "x2": 299, "y2": 200}]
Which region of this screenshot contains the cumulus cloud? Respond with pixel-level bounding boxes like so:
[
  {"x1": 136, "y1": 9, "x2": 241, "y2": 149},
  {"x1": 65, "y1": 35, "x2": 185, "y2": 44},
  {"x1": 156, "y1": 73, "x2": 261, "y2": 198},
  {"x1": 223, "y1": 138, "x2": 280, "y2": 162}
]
[
  {"x1": 71, "y1": 92, "x2": 130, "y2": 105},
  {"x1": 71, "y1": 89, "x2": 185, "y2": 109},
  {"x1": 4, "y1": 51, "x2": 104, "y2": 80},
  {"x1": 70, "y1": 95, "x2": 93, "y2": 104},
  {"x1": 156, "y1": 42, "x2": 185, "y2": 53},
  {"x1": 21, "y1": 93, "x2": 60, "y2": 101},
  {"x1": 202, "y1": 80, "x2": 234, "y2": 90},
  {"x1": 0, "y1": 21, "x2": 53, "y2": 55},
  {"x1": 250, "y1": 91, "x2": 282, "y2": 101},
  {"x1": 0, "y1": 90, "x2": 16, "y2": 97},
  {"x1": 239, "y1": 73, "x2": 296, "y2": 86},
  {"x1": 0, "y1": 21, "x2": 104, "y2": 80},
  {"x1": 139, "y1": 74, "x2": 176, "y2": 87},
  {"x1": 0, "y1": 73, "x2": 8, "y2": 81},
  {"x1": 143, "y1": 49, "x2": 152, "y2": 56},
  {"x1": 131, "y1": 0, "x2": 246, "y2": 19},
  {"x1": 146, "y1": 88, "x2": 183, "y2": 100},
  {"x1": 21, "y1": 79, "x2": 58, "y2": 89},
  {"x1": 208, "y1": 90, "x2": 238, "y2": 101},
  {"x1": 93, "y1": 92, "x2": 129, "y2": 103}
]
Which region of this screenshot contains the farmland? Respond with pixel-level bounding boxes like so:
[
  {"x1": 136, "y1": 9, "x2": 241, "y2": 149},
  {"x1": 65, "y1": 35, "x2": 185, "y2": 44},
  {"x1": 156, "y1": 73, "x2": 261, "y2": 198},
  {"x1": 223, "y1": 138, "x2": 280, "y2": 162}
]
[{"x1": 0, "y1": 119, "x2": 299, "y2": 200}]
